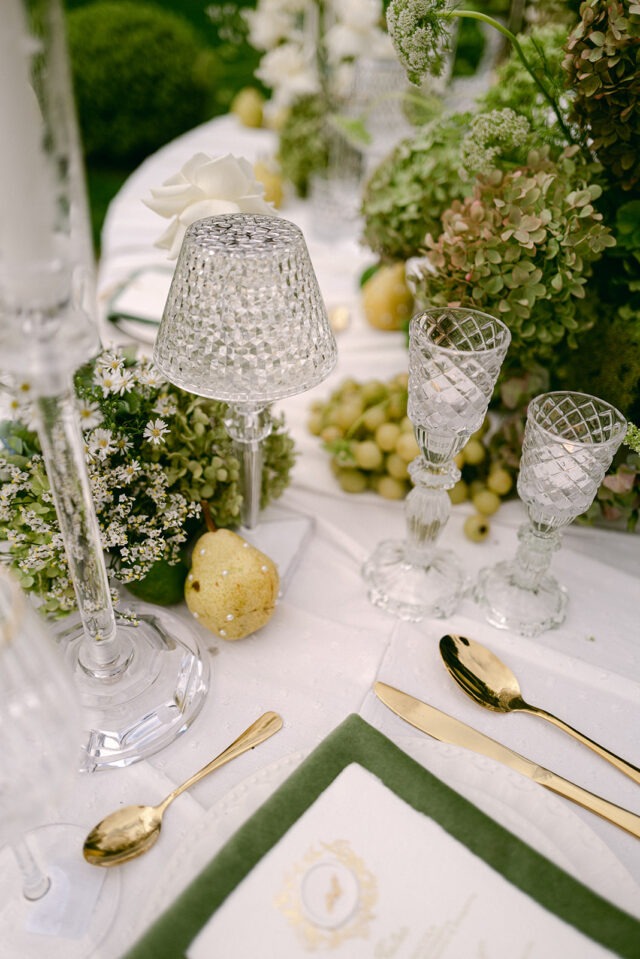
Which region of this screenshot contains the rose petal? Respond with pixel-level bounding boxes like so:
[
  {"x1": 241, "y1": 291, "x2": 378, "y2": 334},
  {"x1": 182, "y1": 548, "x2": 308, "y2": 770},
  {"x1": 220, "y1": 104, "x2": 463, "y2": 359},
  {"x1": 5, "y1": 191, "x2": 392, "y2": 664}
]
[
  {"x1": 192, "y1": 154, "x2": 253, "y2": 199},
  {"x1": 144, "y1": 183, "x2": 205, "y2": 217}
]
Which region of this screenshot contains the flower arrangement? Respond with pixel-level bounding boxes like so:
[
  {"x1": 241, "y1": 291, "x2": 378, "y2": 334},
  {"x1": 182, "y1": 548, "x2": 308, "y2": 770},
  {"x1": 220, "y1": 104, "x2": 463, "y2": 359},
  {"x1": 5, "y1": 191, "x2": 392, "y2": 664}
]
[
  {"x1": 0, "y1": 350, "x2": 295, "y2": 615},
  {"x1": 298, "y1": 0, "x2": 640, "y2": 531}
]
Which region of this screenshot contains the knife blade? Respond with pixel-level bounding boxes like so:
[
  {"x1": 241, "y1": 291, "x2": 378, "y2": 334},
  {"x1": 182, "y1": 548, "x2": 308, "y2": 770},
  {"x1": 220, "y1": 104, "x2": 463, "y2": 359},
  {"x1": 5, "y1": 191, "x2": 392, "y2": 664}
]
[{"x1": 374, "y1": 681, "x2": 640, "y2": 841}]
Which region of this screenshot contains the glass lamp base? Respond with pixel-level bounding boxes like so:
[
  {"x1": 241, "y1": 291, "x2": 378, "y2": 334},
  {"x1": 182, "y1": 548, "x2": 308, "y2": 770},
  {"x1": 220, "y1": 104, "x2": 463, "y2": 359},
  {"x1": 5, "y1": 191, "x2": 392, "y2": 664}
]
[
  {"x1": 57, "y1": 609, "x2": 209, "y2": 772},
  {"x1": 0, "y1": 824, "x2": 119, "y2": 958},
  {"x1": 475, "y1": 561, "x2": 568, "y2": 637},
  {"x1": 362, "y1": 539, "x2": 467, "y2": 621}
]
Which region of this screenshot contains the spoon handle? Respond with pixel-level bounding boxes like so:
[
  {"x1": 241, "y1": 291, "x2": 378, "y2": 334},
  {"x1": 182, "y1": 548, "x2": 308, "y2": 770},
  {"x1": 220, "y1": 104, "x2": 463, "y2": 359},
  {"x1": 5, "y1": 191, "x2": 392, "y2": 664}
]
[
  {"x1": 161, "y1": 711, "x2": 283, "y2": 809},
  {"x1": 529, "y1": 706, "x2": 640, "y2": 785}
]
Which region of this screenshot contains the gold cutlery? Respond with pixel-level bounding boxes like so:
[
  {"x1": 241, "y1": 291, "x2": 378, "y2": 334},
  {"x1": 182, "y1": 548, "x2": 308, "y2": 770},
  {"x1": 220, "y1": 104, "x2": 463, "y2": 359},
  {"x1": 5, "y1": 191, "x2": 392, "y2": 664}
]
[
  {"x1": 374, "y1": 681, "x2": 640, "y2": 840},
  {"x1": 439, "y1": 633, "x2": 640, "y2": 785},
  {"x1": 83, "y1": 711, "x2": 283, "y2": 866}
]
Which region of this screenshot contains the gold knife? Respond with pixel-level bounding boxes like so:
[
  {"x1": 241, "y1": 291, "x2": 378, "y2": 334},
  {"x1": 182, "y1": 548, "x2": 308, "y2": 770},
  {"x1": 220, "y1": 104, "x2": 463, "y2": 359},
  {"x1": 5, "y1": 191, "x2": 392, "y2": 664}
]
[{"x1": 374, "y1": 681, "x2": 640, "y2": 841}]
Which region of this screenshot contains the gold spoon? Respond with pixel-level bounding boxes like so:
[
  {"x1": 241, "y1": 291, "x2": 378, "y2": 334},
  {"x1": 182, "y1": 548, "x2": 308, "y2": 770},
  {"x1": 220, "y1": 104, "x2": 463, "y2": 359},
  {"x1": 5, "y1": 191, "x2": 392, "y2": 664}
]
[
  {"x1": 83, "y1": 711, "x2": 283, "y2": 866},
  {"x1": 439, "y1": 633, "x2": 640, "y2": 785}
]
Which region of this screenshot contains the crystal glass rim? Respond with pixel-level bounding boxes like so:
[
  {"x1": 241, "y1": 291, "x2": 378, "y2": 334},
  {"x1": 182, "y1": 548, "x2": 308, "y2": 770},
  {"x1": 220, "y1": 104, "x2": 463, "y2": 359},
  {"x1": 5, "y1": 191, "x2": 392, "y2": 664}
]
[
  {"x1": 181, "y1": 213, "x2": 305, "y2": 257},
  {"x1": 526, "y1": 390, "x2": 627, "y2": 448},
  {"x1": 409, "y1": 307, "x2": 511, "y2": 355}
]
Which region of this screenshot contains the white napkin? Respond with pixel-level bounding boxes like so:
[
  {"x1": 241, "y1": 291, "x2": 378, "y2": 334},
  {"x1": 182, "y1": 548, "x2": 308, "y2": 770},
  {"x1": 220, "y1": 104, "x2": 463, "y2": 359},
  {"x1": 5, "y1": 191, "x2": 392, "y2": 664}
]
[{"x1": 187, "y1": 763, "x2": 614, "y2": 958}]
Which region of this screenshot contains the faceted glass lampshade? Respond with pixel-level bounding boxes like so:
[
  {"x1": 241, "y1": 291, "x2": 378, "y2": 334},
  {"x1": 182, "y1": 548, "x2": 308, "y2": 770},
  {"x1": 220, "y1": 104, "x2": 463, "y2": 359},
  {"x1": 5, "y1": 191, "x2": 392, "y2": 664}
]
[{"x1": 153, "y1": 214, "x2": 337, "y2": 404}]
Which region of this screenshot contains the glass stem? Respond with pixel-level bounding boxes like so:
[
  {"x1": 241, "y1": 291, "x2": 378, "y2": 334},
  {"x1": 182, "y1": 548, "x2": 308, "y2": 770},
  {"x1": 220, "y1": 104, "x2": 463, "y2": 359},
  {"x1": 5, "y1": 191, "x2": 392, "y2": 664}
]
[
  {"x1": 224, "y1": 405, "x2": 272, "y2": 530},
  {"x1": 404, "y1": 457, "x2": 457, "y2": 565},
  {"x1": 12, "y1": 839, "x2": 50, "y2": 901},
  {"x1": 511, "y1": 523, "x2": 561, "y2": 590},
  {"x1": 35, "y1": 386, "x2": 131, "y2": 677}
]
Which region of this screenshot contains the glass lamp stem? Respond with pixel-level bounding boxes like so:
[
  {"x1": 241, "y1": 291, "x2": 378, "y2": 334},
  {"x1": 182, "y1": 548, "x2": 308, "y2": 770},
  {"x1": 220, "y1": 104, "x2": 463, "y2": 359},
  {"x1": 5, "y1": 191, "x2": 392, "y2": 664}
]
[
  {"x1": 224, "y1": 405, "x2": 272, "y2": 529},
  {"x1": 511, "y1": 523, "x2": 561, "y2": 591},
  {"x1": 12, "y1": 840, "x2": 50, "y2": 902},
  {"x1": 35, "y1": 387, "x2": 131, "y2": 677},
  {"x1": 404, "y1": 457, "x2": 457, "y2": 564}
]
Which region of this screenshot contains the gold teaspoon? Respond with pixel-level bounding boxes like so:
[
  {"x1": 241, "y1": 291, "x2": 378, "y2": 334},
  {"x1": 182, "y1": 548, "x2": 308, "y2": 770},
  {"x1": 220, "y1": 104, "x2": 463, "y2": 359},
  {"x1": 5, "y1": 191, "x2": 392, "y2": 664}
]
[
  {"x1": 439, "y1": 633, "x2": 640, "y2": 785},
  {"x1": 83, "y1": 711, "x2": 283, "y2": 866}
]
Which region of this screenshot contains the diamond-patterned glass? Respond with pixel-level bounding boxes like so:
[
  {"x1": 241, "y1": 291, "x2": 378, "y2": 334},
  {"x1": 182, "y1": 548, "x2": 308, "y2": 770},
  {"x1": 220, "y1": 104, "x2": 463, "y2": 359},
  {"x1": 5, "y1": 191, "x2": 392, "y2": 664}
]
[
  {"x1": 518, "y1": 391, "x2": 627, "y2": 527},
  {"x1": 408, "y1": 308, "x2": 511, "y2": 462},
  {"x1": 153, "y1": 214, "x2": 337, "y2": 403}
]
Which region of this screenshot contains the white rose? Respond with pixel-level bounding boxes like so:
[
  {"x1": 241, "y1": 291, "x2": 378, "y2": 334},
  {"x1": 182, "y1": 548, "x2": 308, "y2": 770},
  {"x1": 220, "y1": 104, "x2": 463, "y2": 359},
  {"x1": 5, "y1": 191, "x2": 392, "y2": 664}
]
[
  {"x1": 255, "y1": 43, "x2": 320, "y2": 108},
  {"x1": 144, "y1": 153, "x2": 274, "y2": 259}
]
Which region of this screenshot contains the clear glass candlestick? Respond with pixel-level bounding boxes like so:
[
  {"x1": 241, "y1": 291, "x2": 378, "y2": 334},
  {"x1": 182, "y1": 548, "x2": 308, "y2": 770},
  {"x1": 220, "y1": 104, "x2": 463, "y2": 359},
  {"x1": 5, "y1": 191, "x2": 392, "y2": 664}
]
[
  {"x1": 0, "y1": 0, "x2": 208, "y2": 770},
  {"x1": 0, "y1": 568, "x2": 119, "y2": 957},
  {"x1": 363, "y1": 307, "x2": 511, "y2": 620},
  {"x1": 475, "y1": 391, "x2": 627, "y2": 636},
  {"x1": 153, "y1": 213, "x2": 337, "y2": 530}
]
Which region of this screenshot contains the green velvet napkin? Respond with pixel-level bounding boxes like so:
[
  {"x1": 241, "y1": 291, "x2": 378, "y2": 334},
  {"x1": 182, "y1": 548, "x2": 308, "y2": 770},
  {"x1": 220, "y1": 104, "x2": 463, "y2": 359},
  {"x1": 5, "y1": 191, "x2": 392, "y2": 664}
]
[{"x1": 124, "y1": 715, "x2": 640, "y2": 959}]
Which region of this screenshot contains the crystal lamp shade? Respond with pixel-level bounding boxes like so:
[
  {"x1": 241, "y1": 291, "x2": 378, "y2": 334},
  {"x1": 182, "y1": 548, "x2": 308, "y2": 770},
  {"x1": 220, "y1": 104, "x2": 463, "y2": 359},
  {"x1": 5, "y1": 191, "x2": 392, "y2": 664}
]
[{"x1": 153, "y1": 214, "x2": 337, "y2": 404}]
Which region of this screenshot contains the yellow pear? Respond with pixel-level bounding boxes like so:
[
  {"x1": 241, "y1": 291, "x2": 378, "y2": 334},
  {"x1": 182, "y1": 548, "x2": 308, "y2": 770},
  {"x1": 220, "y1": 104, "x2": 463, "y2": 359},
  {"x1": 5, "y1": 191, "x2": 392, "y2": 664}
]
[
  {"x1": 230, "y1": 87, "x2": 264, "y2": 128},
  {"x1": 362, "y1": 262, "x2": 414, "y2": 331},
  {"x1": 185, "y1": 529, "x2": 279, "y2": 640},
  {"x1": 253, "y1": 159, "x2": 284, "y2": 208}
]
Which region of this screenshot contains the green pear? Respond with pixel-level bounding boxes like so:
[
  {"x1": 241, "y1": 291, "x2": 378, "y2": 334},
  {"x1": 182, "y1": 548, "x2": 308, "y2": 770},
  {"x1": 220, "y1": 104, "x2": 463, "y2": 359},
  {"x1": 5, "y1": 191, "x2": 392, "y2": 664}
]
[{"x1": 185, "y1": 529, "x2": 279, "y2": 640}]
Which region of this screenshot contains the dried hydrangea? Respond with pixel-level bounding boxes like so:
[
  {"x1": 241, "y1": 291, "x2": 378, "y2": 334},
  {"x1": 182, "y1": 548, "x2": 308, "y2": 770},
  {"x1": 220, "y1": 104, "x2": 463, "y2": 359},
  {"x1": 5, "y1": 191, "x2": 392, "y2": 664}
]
[
  {"x1": 386, "y1": 0, "x2": 454, "y2": 85},
  {"x1": 409, "y1": 147, "x2": 615, "y2": 371},
  {"x1": 0, "y1": 349, "x2": 295, "y2": 615}
]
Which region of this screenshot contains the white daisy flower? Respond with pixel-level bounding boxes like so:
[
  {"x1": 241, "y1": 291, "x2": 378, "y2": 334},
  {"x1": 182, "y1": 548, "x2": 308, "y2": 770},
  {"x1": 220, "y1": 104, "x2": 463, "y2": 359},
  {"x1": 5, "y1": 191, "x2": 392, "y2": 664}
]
[{"x1": 143, "y1": 418, "x2": 170, "y2": 445}]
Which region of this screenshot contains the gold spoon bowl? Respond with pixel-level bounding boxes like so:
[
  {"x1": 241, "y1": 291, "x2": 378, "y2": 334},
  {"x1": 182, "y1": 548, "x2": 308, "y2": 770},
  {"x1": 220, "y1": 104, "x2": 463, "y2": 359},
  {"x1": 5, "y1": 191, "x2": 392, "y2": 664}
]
[
  {"x1": 83, "y1": 711, "x2": 283, "y2": 867},
  {"x1": 439, "y1": 633, "x2": 640, "y2": 786}
]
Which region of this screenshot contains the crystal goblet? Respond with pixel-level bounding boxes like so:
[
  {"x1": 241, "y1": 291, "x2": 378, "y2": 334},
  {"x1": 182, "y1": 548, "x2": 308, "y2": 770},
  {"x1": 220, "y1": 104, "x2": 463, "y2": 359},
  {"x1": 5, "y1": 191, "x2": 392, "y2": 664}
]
[
  {"x1": 0, "y1": 567, "x2": 119, "y2": 956},
  {"x1": 363, "y1": 307, "x2": 511, "y2": 620},
  {"x1": 0, "y1": 0, "x2": 209, "y2": 770},
  {"x1": 153, "y1": 213, "x2": 337, "y2": 530},
  {"x1": 475, "y1": 391, "x2": 627, "y2": 636}
]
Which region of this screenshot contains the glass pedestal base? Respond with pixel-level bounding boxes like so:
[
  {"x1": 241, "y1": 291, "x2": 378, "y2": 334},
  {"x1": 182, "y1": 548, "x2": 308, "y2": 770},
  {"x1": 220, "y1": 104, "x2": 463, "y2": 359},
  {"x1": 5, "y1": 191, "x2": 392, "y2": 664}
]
[
  {"x1": 57, "y1": 608, "x2": 209, "y2": 772},
  {"x1": 362, "y1": 540, "x2": 467, "y2": 621},
  {"x1": 0, "y1": 824, "x2": 119, "y2": 958},
  {"x1": 475, "y1": 561, "x2": 568, "y2": 637}
]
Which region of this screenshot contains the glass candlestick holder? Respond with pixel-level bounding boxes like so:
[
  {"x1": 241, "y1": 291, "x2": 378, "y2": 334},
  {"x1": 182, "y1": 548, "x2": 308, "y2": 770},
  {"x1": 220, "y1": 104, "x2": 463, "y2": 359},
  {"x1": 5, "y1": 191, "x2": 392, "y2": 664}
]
[
  {"x1": 475, "y1": 391, "x2": 627, "y2": 636},
  {"x1": 363, "y1": 307, "x2": 511, "y2": 620},
  {"x1": 0, "y1": 0, "x2": 208, "y2": 771},
  {"x1": 153, "y1": 213, "x2": 337, "y2": 538}
]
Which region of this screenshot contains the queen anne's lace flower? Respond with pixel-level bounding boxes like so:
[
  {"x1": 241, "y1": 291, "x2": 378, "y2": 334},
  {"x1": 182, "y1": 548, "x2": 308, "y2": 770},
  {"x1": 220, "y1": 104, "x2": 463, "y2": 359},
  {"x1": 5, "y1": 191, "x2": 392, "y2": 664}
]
[
  {"x1": 144, "y1": 153, "x2": 274, "y2": 259},
  {"x1": 386, "y1": 0, "x2": 453, "y2": 85}
]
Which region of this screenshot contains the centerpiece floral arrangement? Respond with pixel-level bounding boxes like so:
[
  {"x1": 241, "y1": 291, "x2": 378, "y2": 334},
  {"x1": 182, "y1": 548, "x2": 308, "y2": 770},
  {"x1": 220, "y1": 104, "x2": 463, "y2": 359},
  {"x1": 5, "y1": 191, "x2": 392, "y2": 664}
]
[
  {"x1": 307, "y1": 0, "x2": 640, "y2": 532},
  {"x1": 0, "y1": 350, "x2": 295, "y2": 616}
]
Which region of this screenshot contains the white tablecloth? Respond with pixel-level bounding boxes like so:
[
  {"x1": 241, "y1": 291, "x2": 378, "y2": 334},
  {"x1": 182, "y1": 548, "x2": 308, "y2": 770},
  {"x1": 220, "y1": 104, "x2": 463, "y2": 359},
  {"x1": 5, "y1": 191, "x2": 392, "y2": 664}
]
[{"x1": 45, "y1": 114, "x2": 640, "y2": 957}]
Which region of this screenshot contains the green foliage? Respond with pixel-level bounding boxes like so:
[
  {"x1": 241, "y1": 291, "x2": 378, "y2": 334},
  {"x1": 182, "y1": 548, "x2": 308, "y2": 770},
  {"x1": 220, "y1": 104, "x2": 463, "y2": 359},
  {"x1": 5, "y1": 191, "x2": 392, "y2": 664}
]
[
  {"x1": 361, "y1": 113, "x2": 470, "y2": 261},
  {"x1": 556, "y1": 303, "x2": 640, "y2": 421},
  {"x1": 410, "y1": 147, "x2": 615, "y2": 372},
  {"x1": 277, "y1": 95, "x2": 330, "y2": 198},
  {"x1": 67, "y1": 1, "x2": 217, "y2": 165},
  {"x1": 563, "y1": 0, "x2": 640, "y2": 192}
]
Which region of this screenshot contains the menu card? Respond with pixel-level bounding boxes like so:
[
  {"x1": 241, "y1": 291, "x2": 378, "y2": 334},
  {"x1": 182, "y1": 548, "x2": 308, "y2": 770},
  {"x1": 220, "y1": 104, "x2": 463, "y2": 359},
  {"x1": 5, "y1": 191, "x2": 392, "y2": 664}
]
[{"x1": 124, "y1": 716, "x2": 640, "y2": 959}]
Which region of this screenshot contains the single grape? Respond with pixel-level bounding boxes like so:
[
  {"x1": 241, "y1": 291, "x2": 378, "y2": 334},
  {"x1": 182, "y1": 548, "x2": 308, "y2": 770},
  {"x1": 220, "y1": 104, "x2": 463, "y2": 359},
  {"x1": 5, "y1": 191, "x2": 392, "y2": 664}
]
[
  {"x1": 354, "y1": 440, "x2": 384, "y2": 471},
  {"x1": 395, "y1": 431, "x2": 420, "y2": 463},
  {"x1": 362, "y1": 405, "x2": 387, "y2": 432},
  {"x1": 375, "y1": 422, "x2": 401, "y2": 452},
  {"x1": 487, "y1": 467, "x2": 513, "y2": 496},
  {"x1": 462, "y1": 438, "x2": 486, "y2": 465},
  {"x1": 472, "y1": 489, "x2": 501, "y2": 516},
  {"x1": 448, "y1": 479, "x2": 469, "y2": 505},
  {"x1": 376, "y1": 475, "x2": 407, "y2": 500},
  {"x1": 463, "y1": 514, "x2": 490, "y2": 542},
  {"x1": 386, "y1": 452, "x2": 410, "y2": 480},
  {"x1": 337, "y1": 468, "x2": 368, "y2": 493}
]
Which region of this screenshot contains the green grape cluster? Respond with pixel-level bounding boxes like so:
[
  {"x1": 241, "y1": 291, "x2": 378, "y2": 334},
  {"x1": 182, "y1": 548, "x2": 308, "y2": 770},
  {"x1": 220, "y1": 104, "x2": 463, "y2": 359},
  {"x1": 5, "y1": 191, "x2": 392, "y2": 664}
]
[
  {"x1": 307, "y1": 374, "x2": 418, "y2": 500},
  {"x1": 308, "y1": 375, "x2": 518, "y2": 539}
]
